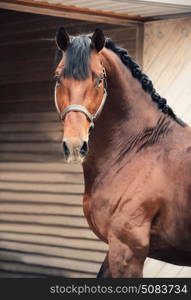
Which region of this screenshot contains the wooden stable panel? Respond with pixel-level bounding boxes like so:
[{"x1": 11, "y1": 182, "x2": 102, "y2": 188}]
[
  {"x1": 143, "y1": 17, "x2": 191, "y2": 125},
  {"x1": 0, "y1": 9, "x2": 139, "y2": 114},
  {"x1": 0, "y1": 131, "x2": 108, "y2": 277}
]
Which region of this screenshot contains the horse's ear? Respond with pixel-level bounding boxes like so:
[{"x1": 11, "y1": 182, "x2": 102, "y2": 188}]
[
  {"x1": 91, "y1": 28, "x2": 105, "y2": 52},
  {"x1": 56, "y1": 27, "x2": 70, "y2": 51}
]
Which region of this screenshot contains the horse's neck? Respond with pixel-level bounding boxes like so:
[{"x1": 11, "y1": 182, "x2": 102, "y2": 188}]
[{"x1": 83, "y1": 50, "x2": 171, "y2": 187}]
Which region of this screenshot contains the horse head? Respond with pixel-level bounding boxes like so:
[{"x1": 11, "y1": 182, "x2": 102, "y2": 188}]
[{"x1": 54, "y1": 28, "x2": 107, "y2": 163}]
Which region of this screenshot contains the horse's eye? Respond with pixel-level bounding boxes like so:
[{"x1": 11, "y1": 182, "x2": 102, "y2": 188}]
[{"x1": 96, "y1": 77, "x2": 103, "y2": 88}]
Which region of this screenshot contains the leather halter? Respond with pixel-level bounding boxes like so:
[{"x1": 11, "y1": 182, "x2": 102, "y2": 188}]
[{"x1": 54, "y1": 70, "x2": 107, "y2": 129}]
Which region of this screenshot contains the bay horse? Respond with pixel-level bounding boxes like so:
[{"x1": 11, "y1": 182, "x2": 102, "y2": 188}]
[{"x1": 54, "y1": 27, "x2": 191, "y2": 277}]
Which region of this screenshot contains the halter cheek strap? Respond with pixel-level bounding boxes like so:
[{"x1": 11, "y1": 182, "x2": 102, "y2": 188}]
[{"x1": 54, "y1": 72, "x2": 107, "y2": 128}]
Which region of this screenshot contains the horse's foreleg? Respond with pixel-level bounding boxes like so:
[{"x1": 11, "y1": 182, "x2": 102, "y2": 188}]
[
  {"x1": 108, "y1": 221, "x2": 150, "y2": 278},
  {"x1": 97, "y1": 252, "x2": 111, "y2": 278}
]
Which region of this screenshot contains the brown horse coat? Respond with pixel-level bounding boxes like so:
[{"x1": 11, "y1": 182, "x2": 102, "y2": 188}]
[{"x1": 54, "y1": 28, "x2": 191, "y2": 277}]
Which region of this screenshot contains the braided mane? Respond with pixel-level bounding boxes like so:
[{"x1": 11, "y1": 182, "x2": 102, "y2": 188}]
[{"x1": 105, "y1": 38, "x2": 186, "y2": 127}]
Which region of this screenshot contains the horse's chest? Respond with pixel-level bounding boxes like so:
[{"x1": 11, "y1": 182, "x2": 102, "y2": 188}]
[{"x1": 83, "y1": 193, "x2": 110, "y2": 241}]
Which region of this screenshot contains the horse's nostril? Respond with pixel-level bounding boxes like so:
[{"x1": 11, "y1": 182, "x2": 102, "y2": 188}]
[
  {"x1": 80, "y1": 141, "x2": 89, "y2": 157},
  {"x1": 63, "y1": 141, "x2": 70, "y2": 158}
]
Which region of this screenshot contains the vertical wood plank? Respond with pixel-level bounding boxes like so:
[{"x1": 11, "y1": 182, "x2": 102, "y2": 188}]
[{"x1": 136, "y1": 23, "x2": 144, "y2": 66}]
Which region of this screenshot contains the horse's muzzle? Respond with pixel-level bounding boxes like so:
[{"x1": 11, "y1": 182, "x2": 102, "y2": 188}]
[{"x1": 62, "y1": 138, "x2": 89, "y2": 163}]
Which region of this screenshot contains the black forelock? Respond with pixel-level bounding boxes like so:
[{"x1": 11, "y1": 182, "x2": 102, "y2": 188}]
[{"x1": 55, "y1": 35, "x2": 91, "y2": 81}]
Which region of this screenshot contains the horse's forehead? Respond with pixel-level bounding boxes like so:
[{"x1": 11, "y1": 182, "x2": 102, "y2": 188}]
[{"x1": 55, "y1": 46, "x2": 103, "y2": 77}]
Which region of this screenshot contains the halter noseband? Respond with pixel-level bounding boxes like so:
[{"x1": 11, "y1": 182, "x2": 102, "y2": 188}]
[{"x1": 54, "y1": 70, "x2": 107, "y2": 129}]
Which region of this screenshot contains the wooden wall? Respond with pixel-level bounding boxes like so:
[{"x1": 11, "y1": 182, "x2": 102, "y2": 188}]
[
  {"x1": 143, "y1": 17, "x2": 191, "y2": 125},
  {"x1": 142, "y1": 17, "x2": 191, "y2": 277},
  {"x1": 0, "y1": 8, "x2": 138, "y2": 114},
  {"x1": 0, "y1": 9, "x2": 137, "y2": 277}
]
